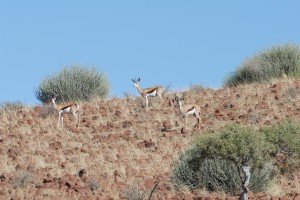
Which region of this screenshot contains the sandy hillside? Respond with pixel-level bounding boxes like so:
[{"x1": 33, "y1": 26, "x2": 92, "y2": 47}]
[{"x1": 0, "y1": 79, "x2": 300, "y2": 200}]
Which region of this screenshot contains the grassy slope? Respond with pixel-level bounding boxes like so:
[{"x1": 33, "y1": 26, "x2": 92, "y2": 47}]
[{"x1": 0, "y1": 79, "x2": 300, "y2": 199}]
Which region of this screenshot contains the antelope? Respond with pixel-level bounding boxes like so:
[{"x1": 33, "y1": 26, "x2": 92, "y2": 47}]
[
  {"x1": 51, "y1": 97, "x2": 81, "y2": 128},
  {"x1": 132, "y1": 77, "x2": 164, "y2": 110},
  {"x1": 174, "y1": 94, "x2": 201, "y2": 129}
]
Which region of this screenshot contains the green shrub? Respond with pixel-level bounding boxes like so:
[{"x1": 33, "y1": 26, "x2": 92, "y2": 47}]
[
  {"x1": 172, "y1": 149, "x2": 276, "y2": 194},
  {"x1": 172, "y1": 124, "x2": 277, "y2": 195},
  {"x1": 224, "y1": 43, "x2": 300, "y2": 87},
  {"x1": 250, "y1": 162, "x2": 277, "y2": 192},
  {"x1": 262, "y1": 120, "x2": 300, "y2": 173},
  {"x1": 193, "y1": 124, "x2": 274, "y2": 167},
  {"x1": 35, "y1": 65, "x2": 111, "y2": 103},
  {"x1": 172, "y1": 151, "x2": 201, "y2": 189}
]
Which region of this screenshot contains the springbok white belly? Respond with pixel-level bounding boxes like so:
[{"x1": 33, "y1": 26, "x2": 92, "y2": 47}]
[
  {"x1": 147, "y1": 90, "x2": 157, "y2": 97},
  {"x1": 62, "y1": 107, "x2": 71, "y2": 113},
  {"x1": 186, "y1": 108, "x2": 196, "y2": 115}
]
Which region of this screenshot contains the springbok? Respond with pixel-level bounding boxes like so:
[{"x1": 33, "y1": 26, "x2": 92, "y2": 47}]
[
  {"x1": 51, "y1": 97, "x2": 81, "y2": 128},
  {"x1": 174, "y1": 94, "x2": 201, "y2": 129},
  {"x1": 132, "y1": 77, "x2": 164, "y2": 110}
]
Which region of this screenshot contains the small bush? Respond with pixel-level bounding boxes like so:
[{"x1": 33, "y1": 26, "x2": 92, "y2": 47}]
[
  {"x1": 262, "y1": 120, "x2": 300, "y2": 173},
  {"x1": 0, "y1": 101, "x2": 24, "y2": 115},
  {"x1": 172, "y1": 123, "x2": 277, "y2": 194},
  {"x1": 285, "y1": 87, "x2": 300, "y2": 99},
  {"x1": 124, "y1": 179, "x2": 160, "y2": 200},
  {"x1": 88, "y1": 179, "x2": 100, "y2": 193},
  {"x1": 38, "y1": 104, "x2": 56, "y2": 119},
  {"x1": 123, "y1": 92, "x2": 135, "y2": 99},
  {"x1": 172, "y1": 149, "x2": 276, "y2": 194},
  {"x1": 224, "y1": 43, "x2": 300, "y2": 87},
  {"x1": 124, "y1": 184, "x2": 145, "y2": 200},
  {"x1": 189, "y1": 83, "x2": 206, "y2": 93},
  {"x1": 13, "y1": 171, "x2": 34, "y2": 189},
  {"x1": 163, "y1": 84, "x2": 172, "y2": 95},
  {"x1": 34, "y1": 65, "x2": 111, "y2": 103}
]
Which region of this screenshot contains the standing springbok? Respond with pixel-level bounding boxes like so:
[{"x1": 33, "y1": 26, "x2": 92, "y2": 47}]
[
  {"x1": 132, "y1": 77, "x2": 164, "y2": 110},
  {"x1": 51, "y1": 97, "x2": 81, "y2": 128},
  {"x1": 175, "y1": 94, "x2": 201, "y2": 129}
]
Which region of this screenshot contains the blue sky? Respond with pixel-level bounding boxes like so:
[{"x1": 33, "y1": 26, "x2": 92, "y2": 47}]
[{"x1": 1, "y1": 1, "x2": 300, "y2": 105}]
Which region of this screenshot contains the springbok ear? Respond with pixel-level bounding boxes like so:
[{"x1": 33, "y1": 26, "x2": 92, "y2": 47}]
[
  {"x1": 137, "y1": 77, "x2": 140, "y2": 82},
  {"x1": 131, "y1": 79, "x2": 135, "y2": 82}
]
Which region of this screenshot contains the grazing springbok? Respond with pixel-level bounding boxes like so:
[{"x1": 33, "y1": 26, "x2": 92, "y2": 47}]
[
  {"x1": 174, "y1": 94, "x2": 201, "y2": 129},
  {"x1": 132, "y1": 77, "x2": 164, "y2": 110},
  {"x1": 51, "y1": 97, "x2": 80, "y2": 128}
]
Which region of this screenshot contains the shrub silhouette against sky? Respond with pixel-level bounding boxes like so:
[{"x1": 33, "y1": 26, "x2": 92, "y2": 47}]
[
  {"x1": 224, "y1": 43, "x2": 300, "y2": 87},
  {"x1": 35, "y1": 65, "x2": 111, "y2": 103}
]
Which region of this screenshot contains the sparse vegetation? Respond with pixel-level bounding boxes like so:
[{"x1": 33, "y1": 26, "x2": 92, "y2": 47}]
[
  {"x1": 88, "y1": 179, "x2": 100, "y2": 193},
  {"x1": 0, "y1": 100, "x2": 24, "y2": 112},
  {"x1": 34, "y1": 65, "x2": 111, "y2": 103},
  {"x1": 189, "y1": 83, "x2": 206, "y2": 93},
  {"x1": 123, "y1": 92, "x2": 135, "y2": 99},
  {"x1": 125, "y1": 184, "x2": 145, "y2": 200},
  {"x1": 13, "y1": 171, "x2": 34, "y2": 189},
  {"x1": 285, "y1": 86, "x2": 300, "y2": 99},
  {"x1": 38, "y1": 104, "x2": 56, "y2": 119},
  {"x1": 124, "y1": 178, "x2": 160, "y2": 200},
  {"x1": 162, "y1": 83, "x2": 172, "y2": 95},
  {"x1": 224, "y1": 43, "x2": 300, "y2": 87}
]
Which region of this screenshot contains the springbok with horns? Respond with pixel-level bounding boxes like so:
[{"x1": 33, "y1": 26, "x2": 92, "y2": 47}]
[
  {"x1": 175, "y1": 94, "x2": 201, "y2": 129},
  {"x1": 51, "y1": 97, "x2": 81, "y2": 128},
  {"x1": 132, "y1": 77, "x2": 164, "y2": 110}
]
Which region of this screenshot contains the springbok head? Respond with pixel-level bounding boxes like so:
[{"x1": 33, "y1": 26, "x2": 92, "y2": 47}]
[
  {"x1": 131, "y1": 77, "x2": 141, "y2": 88},
  {"x1": 175, "y1": 93, "x2": 185, "y2": 106}
]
